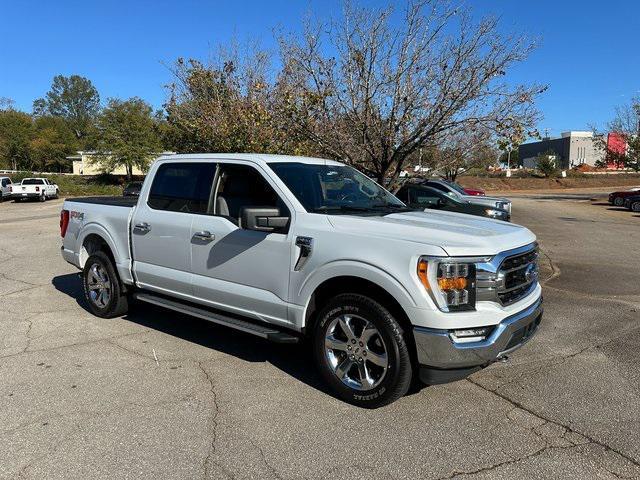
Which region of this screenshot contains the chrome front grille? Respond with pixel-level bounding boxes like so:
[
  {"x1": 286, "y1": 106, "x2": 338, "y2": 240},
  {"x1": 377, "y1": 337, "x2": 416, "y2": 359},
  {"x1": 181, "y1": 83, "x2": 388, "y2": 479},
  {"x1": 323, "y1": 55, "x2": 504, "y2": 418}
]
[{"x1": 476, "y1": 244, "x2": 539, "y2": 306}]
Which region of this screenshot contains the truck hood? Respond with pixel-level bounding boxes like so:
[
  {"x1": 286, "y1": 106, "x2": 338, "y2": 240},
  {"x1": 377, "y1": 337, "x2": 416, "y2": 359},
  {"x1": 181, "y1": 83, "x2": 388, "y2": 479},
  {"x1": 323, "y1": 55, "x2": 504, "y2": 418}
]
[{"x1": 327, "y1": 210, "x2": 535, "y2": 256}]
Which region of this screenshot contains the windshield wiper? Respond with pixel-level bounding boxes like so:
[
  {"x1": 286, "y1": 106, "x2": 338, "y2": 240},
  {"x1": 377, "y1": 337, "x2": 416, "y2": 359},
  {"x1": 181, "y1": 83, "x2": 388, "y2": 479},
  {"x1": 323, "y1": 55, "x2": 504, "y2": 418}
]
[
  {"x1": 370, "y1": 204, "x2": 415, "y2": 213},
  {"x1": 312, "y1": 205, "x2": 378, "y2": 213}
]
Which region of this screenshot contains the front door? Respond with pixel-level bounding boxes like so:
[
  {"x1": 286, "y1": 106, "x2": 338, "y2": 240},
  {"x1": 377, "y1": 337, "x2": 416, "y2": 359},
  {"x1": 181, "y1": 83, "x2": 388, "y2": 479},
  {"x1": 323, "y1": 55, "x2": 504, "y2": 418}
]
[
  {"x1": 132, "y1": 161, "x2": 217, "y2": 297},
  {"x1": 190, "y1": 162, "x2": 294, "y2": 327}
]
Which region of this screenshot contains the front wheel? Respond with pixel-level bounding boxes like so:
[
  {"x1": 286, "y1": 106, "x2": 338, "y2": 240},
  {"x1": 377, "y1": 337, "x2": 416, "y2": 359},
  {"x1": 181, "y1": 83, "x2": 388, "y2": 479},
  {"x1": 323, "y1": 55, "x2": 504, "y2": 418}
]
[
  {"x1": 82, "y1": 251, "x2": 129, "y2": 318},
  {"x1": 614, "y1": 197, "x2": 624, "y2": 206},
  {"x1": 313, "y1": 293, "x2": 412, "y2": 408},
  {"x1": 39, "y1": 192, "x2": 46, "y2": 202}
]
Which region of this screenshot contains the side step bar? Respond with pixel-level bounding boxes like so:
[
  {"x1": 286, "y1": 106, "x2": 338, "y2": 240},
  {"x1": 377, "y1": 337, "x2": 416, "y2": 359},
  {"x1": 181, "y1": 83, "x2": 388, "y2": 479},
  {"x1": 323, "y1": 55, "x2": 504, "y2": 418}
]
[{"x1": 133, "y1": 292, "x2": 300, "y2": 344}]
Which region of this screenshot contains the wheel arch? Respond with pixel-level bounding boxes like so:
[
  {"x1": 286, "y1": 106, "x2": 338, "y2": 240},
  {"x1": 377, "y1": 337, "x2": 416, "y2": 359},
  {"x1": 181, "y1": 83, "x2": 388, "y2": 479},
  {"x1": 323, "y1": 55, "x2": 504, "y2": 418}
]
[
  {"x1": 79, "y1": 232, "x2": 118, "y2": 269},
  {"x1": 302, "y1": 273, "x2": 419, "y2": 366}
]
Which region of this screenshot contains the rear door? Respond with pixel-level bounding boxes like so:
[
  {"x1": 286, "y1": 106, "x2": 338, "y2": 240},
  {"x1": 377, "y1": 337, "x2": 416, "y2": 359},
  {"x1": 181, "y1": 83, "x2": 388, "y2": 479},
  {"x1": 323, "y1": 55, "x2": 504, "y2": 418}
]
[
  {"x1": 190, "y1": 162, "x2": 294, "y2": 327},
  {"x1": 132, "y1": 161, "x2": 217, "y2": 297}
]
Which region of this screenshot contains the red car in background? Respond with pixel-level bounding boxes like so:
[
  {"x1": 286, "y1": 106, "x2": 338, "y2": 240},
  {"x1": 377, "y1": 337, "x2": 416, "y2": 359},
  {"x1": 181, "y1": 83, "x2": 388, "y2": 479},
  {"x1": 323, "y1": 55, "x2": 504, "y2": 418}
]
[
  {"x1": 608, "y1": 187, "x2": 640, "y2": 206},
  {"x1": 463, "y1": 187, "x2": 485, "y2": 196}
]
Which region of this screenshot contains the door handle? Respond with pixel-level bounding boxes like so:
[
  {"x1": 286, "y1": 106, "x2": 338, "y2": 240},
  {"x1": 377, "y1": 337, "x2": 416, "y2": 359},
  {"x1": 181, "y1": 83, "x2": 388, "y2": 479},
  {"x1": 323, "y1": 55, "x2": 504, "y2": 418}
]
[
  {"x1": 193, "y1": 230, "x2": 214, "y2": 241},
  {"x1": 134, "y1": 222, "x2": 151, "y2": 232}
]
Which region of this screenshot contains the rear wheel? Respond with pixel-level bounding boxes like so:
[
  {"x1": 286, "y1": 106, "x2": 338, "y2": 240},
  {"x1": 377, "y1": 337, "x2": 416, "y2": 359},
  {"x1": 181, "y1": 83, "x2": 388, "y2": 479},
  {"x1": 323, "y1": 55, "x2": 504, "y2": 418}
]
[
  {"x1": 632, "y1": 201, "x2": 640, "y2": 213},
  {"x1": 82, "y1": 251, "x2": 129, "y2": 318},
  {"x1": 39, "y1": 192, "x2": 46, "y2": 202},
  {"x1": 614, "y1": 197, "x2": 624, "y2": 206},
  {"x1": 313, "y1": 293, "x2": 412, "y2": 408}
]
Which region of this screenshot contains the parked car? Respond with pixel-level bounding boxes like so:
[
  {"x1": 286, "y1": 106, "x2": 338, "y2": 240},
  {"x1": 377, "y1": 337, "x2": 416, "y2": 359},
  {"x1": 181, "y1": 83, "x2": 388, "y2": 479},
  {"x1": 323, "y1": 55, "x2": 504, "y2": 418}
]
[
  {"x1": 462, "y1": 187, "x2": 486, "y2": 196},
  {"x1": 11, "y1": 178, "x2": 59, "y2": 201},
  {"x1": 60, "y1": 154, "x2": 542, "y2": 408},
  {"x1": 397, "y1": 184, "x2": 510, "y2": 221},
  {"x1": 608, "y1": 188, "x2": 640, "y2": 207},
  {"x1": 421, "y1": 179, "x2": 511, "y2": 213},
  {"x1": 123, "y1": 182, "x2": 143, "y2": 197},
  {"x1": 0, "y1": 176, "x2": 12, "y2": 201},
  {"x1": 622, "y1": 194, "x2": 640, "y2": 212}
]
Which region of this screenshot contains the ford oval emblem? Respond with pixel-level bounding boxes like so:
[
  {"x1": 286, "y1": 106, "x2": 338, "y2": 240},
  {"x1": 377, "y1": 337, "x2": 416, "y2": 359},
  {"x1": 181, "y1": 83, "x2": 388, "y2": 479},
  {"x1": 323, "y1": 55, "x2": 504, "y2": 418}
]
[{"x1": 525, "y1": 263, "x2": 538, "y2": 283}]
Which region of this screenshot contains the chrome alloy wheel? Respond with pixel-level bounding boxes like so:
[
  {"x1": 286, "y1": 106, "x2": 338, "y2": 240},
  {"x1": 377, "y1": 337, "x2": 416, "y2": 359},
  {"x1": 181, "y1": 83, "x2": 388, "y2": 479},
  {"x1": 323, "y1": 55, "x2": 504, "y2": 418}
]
[
  {"x1": 324, "y1": 314, "x2": 389, "y2": 390},
  {"x1": 87, "y1": 263, "x2": 112, "y2": 308}
]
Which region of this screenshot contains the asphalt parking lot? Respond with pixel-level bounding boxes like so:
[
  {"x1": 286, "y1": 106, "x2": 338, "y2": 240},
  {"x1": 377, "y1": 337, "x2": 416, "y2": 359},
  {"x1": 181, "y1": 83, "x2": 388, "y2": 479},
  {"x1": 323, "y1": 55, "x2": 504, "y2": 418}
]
[{"x1": 1, "y1": 195, "x2": 639, "y2": 480}]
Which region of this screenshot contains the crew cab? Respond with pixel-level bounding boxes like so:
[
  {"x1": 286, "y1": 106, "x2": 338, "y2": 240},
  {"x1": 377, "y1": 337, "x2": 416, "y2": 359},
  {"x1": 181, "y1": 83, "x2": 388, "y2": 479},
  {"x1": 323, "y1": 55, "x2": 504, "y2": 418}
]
[
  {"x1": 396, "y1": 183, "x2": 510, "y2": 221},
  {"x1": 0, "y1": 176, "x2": 12, "y2": 200},
  {"x1": 12, "y1": 177, "x2": 59, "y2": 201},
  {"x1": 60, "y1": 154, "x2": 542, "y2": 408},
  {"x1": 421, "y1": 179, "x2": 511, "y2": 214}
]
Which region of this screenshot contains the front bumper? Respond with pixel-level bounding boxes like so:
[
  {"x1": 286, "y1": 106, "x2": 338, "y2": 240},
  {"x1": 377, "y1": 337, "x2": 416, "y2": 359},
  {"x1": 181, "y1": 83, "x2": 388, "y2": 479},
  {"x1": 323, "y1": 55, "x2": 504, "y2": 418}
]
[{"x1": 414, "y1": 296, "x2": 543, "y2": 374}]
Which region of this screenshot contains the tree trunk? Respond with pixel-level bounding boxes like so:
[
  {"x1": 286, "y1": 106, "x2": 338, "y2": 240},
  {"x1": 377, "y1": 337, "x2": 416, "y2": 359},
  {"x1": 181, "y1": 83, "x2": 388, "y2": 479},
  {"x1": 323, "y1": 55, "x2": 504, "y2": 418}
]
[{"x1": 126, "y1": 164, "x2": 133, "y2": 182}]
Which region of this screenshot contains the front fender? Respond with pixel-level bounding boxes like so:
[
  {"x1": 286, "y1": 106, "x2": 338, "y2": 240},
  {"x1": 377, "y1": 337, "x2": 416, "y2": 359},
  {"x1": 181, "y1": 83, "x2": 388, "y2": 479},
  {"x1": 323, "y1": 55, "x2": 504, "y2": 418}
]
[{"x1": 296, "y1": 260, "x2": 418, "y2": 328}]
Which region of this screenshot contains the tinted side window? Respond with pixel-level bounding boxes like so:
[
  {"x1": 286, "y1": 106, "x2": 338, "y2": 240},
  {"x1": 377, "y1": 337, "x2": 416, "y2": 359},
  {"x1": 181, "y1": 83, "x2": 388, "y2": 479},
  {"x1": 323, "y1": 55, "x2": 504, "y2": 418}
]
[
  {"x1": 396, "y1": 186, "x2": 409, "y2": 203},
  {"x1": 426, "y1": 182, "x2": 448, "y2": 192},
  {"x1": 410, "y1": 188, "x2": 441, "y2": 206},
  {"x1": 215, "y1": 164, "x2": 288, "y2": 222},
  {"x1": 148, "y1": 163, "x2": 216, "y2": 214}
]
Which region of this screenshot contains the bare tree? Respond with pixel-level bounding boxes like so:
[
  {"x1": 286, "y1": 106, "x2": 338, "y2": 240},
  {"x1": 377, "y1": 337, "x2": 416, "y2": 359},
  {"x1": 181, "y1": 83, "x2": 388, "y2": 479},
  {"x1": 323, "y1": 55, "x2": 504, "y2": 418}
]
[
  {"x1": 277, "y1": 0, "x2": 545, "y2": 189},
  {"x1": 424, "y1": 126, "x2": 499, "y2": 181}
]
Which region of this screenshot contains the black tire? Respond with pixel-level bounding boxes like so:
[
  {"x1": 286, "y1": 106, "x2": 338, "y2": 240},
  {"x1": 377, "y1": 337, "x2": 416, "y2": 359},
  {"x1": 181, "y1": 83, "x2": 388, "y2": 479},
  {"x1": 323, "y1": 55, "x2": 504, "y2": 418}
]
[
  {"x1": 82, "y1": 251, "x2": 129, "y2": 318},
  {"x1": 632, "y1": 202, "x2": 640, "y2": 213},
  {"x1": 614, "y1": 197, "x2": 624, "y2": 206},
  {"x1": 39, "y1": 192, "x2": 46, "y2": 202},
  {"x1": 313, "y1": 293, "x2": 412, "y2": 408}
]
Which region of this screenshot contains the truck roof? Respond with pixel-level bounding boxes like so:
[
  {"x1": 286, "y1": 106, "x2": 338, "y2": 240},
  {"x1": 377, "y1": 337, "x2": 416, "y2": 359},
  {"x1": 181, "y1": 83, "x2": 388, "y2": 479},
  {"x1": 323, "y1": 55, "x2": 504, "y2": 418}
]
[{"x1": 155, "y1": 153, "x2": 345, "y2": 167}]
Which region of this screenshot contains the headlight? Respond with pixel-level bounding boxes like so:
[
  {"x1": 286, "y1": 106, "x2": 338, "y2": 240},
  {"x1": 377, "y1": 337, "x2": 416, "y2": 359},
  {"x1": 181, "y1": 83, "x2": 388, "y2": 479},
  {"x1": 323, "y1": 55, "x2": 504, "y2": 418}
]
[
  {"x1": 417, "y1": 258, "x2": 477, "y2": 312},
  {"x1": 485, "y1": 208, "x2": 503, "y2": 217}
]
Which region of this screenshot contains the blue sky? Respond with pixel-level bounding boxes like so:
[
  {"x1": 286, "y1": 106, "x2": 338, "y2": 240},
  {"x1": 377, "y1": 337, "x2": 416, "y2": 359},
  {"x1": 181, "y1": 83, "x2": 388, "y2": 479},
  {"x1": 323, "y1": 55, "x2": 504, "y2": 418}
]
[{"x1": 1, "y1": 0, "x2": 638, "y2": 137}]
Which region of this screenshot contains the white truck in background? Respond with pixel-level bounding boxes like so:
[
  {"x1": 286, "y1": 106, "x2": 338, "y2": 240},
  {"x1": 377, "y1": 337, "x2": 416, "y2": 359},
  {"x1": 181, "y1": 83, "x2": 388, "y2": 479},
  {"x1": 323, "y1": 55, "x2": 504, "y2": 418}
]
[
  {"x1": 59, "y1": 154, "x2": 542, "y2": 408},
  {"x1": 12, "y1": 178, "x2": 59, "y2": 201}
]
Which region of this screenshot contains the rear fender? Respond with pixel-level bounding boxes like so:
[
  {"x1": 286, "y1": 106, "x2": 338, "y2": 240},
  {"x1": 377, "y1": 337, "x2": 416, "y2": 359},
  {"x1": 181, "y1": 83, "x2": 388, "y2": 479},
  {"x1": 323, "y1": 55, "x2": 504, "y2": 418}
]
[{"x1": 76, "y1": 223, "x2": 133, "y2": 285}]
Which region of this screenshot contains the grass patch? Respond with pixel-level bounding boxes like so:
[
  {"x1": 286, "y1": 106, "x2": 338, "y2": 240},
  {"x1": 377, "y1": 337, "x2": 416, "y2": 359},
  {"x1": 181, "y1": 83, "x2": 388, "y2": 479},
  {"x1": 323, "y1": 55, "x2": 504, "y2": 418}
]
[{"x1": 8, "y1": 172, "x2": 145, "y2": 197}]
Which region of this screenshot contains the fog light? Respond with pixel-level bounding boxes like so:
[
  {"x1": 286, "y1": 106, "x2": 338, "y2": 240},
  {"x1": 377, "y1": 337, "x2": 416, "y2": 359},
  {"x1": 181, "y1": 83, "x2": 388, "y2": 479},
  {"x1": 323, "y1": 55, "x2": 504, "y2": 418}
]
[{"x1": 450, "y1": 327, "x2": 492, "y2": 343}]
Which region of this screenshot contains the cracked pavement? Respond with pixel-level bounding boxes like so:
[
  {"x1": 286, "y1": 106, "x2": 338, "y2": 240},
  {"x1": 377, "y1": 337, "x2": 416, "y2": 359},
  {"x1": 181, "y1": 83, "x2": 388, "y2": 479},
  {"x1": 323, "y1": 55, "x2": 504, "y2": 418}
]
[{"x1": 0, "y1": 196, "x2": 639, "y2": 479}]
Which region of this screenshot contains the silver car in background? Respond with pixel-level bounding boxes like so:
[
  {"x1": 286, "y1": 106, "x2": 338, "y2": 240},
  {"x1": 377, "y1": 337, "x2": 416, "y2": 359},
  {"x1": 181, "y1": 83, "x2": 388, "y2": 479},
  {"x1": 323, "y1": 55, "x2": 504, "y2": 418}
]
[{"x1": 421, "y1": 179, "x2": 512, "y2": 214}]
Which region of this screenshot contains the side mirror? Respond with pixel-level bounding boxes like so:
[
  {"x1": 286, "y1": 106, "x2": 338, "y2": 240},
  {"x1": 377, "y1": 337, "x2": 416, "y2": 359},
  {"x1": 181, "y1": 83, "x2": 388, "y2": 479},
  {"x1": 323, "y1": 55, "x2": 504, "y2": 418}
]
[{"x1": 241, "y1": 207, "x2": 290, "y2": 232}]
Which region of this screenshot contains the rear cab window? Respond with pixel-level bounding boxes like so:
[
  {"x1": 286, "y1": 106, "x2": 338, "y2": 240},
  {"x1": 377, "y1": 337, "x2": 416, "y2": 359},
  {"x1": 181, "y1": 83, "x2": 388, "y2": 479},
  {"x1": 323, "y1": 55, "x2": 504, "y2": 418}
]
[{"x1": 147, "y1": 162, "x2": 217, "y2": 214}]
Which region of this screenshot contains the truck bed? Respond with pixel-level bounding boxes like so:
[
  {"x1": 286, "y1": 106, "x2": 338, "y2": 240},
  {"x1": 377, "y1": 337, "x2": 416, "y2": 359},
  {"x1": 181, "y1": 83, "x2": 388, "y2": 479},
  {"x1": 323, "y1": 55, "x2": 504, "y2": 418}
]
[{"x1": 66, "y1": 196, "x2": 138, "y2": 208}]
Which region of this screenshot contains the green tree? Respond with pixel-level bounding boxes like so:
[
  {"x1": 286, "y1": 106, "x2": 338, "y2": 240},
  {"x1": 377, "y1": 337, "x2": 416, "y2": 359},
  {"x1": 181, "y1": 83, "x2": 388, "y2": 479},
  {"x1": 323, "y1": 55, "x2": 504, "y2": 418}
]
[
  {"x1": 93, "y1": 98, "x2": 162, "y2": 180},
  {"x1": 33, "y1": 75, "x2": 100, "y2": 143},
  {"x1": 0, "y1": 109, "x2": 33, "y2": 170},
  {"x1": 536, "y1": 150, "x2": 557, "y2": 177},
  {"x1": 29, "y1": 116, "x2": 78, "y2": 172},
  {"x1": 165, "y1": 52, "x2": 302, "y2": 155}
]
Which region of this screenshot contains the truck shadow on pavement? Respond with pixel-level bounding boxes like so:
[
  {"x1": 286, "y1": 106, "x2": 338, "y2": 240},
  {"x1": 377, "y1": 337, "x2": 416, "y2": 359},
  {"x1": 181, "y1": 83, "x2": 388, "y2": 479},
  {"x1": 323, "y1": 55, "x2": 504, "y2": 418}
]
[{"x1": 52, "y1": 273, "x2": 428, "y2": 401}]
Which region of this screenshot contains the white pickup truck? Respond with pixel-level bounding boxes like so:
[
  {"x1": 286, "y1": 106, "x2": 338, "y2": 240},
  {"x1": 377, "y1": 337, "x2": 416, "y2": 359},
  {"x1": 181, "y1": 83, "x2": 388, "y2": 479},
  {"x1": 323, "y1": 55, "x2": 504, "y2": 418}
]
[
  {"x1": 12, "y1": 177, "x2": 59, "y2": 201},
  {"x1": 60, "y1": 154, "x2": 542, "y2": 407}
]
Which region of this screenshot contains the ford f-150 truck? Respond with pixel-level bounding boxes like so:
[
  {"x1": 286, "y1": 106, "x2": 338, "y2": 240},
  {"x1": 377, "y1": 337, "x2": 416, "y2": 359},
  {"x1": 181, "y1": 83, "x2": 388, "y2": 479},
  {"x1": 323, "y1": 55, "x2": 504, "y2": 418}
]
[
  {"x1": 12, "y1": 177, "x2": 59, "y2": 201},
  {"x1": 60, "y1": 154, "x2": 542, "y2": 408}
]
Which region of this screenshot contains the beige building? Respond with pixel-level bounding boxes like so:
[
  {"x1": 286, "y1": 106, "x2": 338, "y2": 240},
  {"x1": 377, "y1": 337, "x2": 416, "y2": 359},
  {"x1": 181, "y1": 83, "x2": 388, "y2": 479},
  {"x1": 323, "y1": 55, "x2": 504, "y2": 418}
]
[{"x1": 67, "y1": 151, "x2": 175, "y2": 176}]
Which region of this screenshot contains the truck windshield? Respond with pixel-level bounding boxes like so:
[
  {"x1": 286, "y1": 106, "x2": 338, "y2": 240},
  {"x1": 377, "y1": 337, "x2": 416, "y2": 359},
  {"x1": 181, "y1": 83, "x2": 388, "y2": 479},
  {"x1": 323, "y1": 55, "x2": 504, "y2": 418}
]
[
  {"x1": 22, "y1": 179, "x2": 44, "y2": 185},
  {"x1": 269, "y1": 162, "x2": 407, "y2": 214}
]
